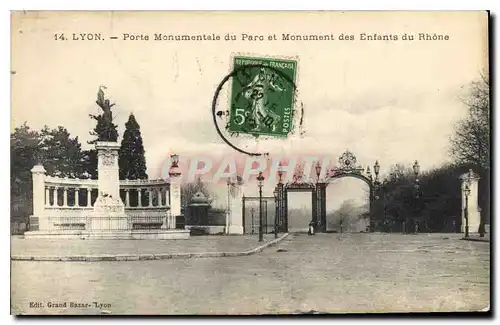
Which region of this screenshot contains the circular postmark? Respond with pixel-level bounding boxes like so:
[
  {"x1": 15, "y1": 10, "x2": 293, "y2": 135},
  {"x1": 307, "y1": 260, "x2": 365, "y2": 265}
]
[{"x1": 212, "y1": 56, "x2": 304, "y2": 156}]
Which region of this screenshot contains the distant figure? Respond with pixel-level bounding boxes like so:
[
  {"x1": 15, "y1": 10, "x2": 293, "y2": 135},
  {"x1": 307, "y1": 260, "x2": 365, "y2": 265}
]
[{"x1": 308, "y1": 221, "x2": 315, "y2": 235}]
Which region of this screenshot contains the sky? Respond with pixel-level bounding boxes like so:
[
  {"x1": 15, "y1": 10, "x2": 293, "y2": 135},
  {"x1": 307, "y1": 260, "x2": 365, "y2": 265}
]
[{"x1": 11, "y1": 11, "x2": 488, "y2": 210}]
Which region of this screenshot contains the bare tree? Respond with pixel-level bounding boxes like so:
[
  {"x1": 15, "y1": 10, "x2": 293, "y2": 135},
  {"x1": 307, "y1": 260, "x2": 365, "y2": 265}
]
[
  {"x1": 386, "y1": 164, "x2": 415, "y2": 183},
  {"x1": 181, "y1": 176, "x2": 216, "y2": 207},
  {"x1": 450, "y1": 73, "x2": 490, "y2": 170}
]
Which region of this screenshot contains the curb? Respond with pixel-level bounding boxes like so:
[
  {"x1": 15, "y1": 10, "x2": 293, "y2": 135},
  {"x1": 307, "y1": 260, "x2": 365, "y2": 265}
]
[
  {"x1": 11, "y1": 233, "x2": 290, "y2": 262},
  {"x1": 460, "y1": 237, "x2": 490, "y2": 243}
]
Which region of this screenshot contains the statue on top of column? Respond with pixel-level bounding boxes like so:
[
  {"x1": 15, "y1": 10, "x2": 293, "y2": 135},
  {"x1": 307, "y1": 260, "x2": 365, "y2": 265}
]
[
  {"x1": 96, "y1": 85, "x2": 114, "y2": 126},
  {"x1": 90, "y1": 85, "x2": 118, "y2": 142}
]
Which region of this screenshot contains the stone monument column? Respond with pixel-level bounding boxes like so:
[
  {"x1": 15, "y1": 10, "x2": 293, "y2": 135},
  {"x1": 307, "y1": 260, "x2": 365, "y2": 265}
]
[
  {"x1": 96, "y1": 142, "x2": 121, "y2": 200},
  {"x1": 31, "y1": 165, "x2": 49, "y2": 230},
  {"x1": 91, "y1": 141, "x2": 127, "y2": 232},
  {"x1": 460, "y1": 169, "x2": 481, "y2": 233},
  {"x1": 168, "y1": 154, "x2": 182, "y2": 229},
  {"x1": 229, "y1": 183, "x2": 244, "y2": 234}
]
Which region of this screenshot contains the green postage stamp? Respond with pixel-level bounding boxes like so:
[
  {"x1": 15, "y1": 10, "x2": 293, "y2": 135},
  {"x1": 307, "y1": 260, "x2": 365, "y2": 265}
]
[{"x1": 228, "y1": 56, "x2": 297, "y2": 137}]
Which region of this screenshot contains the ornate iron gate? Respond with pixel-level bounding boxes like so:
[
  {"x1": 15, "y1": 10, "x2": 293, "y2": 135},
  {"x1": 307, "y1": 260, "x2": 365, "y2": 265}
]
[
  {"x1": 274, "y1": 150, "x2": 380, "y2": 233},
  {"x1": 242, "y1": 196, "x2": 275, "y2": 234}
]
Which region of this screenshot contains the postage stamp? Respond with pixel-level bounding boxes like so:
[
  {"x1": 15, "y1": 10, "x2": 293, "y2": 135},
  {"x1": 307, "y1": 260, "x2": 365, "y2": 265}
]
[{"x1": 228, "y1": 56, "x2": 297, "y2": 137}]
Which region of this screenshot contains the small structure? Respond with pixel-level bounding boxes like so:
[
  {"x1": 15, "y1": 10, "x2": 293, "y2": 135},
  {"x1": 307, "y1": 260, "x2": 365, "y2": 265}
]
[
  {"x1": 459, "y1": 169, "x2": 482, "y2": 234},
  {"x1": 185, "y1": 192, "x2": 226, "y2": 234},
  {"x1": 186, "y1": 192, "x2": 211, "y2": 226}
]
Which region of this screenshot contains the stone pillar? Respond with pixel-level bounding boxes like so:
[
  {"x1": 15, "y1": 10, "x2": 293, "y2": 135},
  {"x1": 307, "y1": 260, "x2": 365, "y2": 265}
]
[
  {"x1": 87, "y1": 188, "x2": 92, "y2": 207},
  {"x1": 31, "y1": 165, "x2": 47, "y2": 230},
  {"x1": 229, "y1": 183, "x2": 244, "y2": 234},
  {"x1": 460, "y1": 169, "x2": 481, "y2": 233},
  {"x1": 125, "y1": 189, "x2": 130, "y2": 207},
  {"x1": 63, "y1": 187, "x2": 68, "y2": 207},
  {"x1": 157, "y1": 188, "x2": 162, "y2": 206},
  {"x1": 45, "y1": 187, "x2": 50, "y2": 206},
  {"x1": 148, "y1": 188, "x2": 153, "y2": 207},
  {"x1": 168, "y1": 155, "x2": 182, "y2": 229},
  {"x1": 53, "y1": 187, "x2": 58, "y2": 207},
  {"x1": 138, "y1": 189, "x2": 142, "y2": 207},
  {"x1": 75, "y1": 189, "x2": 79, "y2": 207}
]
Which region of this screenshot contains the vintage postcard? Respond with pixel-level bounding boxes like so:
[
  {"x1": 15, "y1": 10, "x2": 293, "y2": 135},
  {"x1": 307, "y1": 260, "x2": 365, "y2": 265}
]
[{"x1": 10, "y1": 11, "x2": 490, "y2": 315}]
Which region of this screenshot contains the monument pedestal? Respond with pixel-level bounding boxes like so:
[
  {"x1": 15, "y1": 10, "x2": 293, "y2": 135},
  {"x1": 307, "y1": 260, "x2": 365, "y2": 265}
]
[
  {"x1": 90, "y1": 196, "x2": 128, "y2": 231},
  {"x1": 88, "y1": 141, "x2": 131, "y2": 235}
]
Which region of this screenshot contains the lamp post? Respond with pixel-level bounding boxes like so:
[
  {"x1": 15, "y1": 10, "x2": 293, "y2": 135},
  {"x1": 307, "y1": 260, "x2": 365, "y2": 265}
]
[
  {"x1": 315, "y1": 161, "x2": 321, "y2": 182},
  {"x1": 413, "y1": 160, "x2": 420, "y2": 200},
  {"x1": 412, "y1": 160, "x2": 421, "y2": 234},
  {"x1": 374, "y1": 161, "x2": 380, "y2": 179},
  {"x1": 372, "y1": 161, "x2": 381, "y2": 232},
  {"x1": 315, "y1": 161, "x2": 321, "y2": 232},
  {"x1": 277, "y1": 162, "x2": 285, "y2": 233},
  {"x1": 273, "y1": 188, "x2": 279, "y2": 238},
  {"x1": 464, "y1": 183, "x2": 470, "y2": 238},
  {"x1": 226, "y1": 177, "x2": 234, "y2": 235},
  {"x1": 257, "y1": 171, "x2": 265, "y2": 242}
]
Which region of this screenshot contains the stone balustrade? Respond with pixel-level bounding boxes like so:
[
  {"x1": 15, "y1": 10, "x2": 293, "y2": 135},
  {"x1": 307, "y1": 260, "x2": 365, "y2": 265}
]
[
  {"x1": 43, "y1": 176, "x2": 171, "y2": 209},
  {"x1": 35, "y1": 172, "x2": 175, "y2": 231},
  {"x1": 27, "y1": 141, "x2": 188, "y2": 239}
]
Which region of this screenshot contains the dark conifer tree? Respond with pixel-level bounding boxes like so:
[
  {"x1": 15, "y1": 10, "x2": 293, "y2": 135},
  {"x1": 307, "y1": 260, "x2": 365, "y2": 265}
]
[{"x1": 119, "y1": 114, "x2": 148, "y2": 180}]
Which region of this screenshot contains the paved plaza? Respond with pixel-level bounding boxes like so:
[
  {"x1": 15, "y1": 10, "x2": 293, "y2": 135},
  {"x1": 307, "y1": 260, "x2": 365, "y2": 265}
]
[{"x1": 11, "y1": 233, "x2": 490, "y2": 315}]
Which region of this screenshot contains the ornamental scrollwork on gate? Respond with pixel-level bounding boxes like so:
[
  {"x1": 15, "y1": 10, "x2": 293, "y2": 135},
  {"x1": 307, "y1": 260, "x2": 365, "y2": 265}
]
[
  {"x1": 329, "y1": 150, "x2": 365, "y2": 176},
  {"x1": 285, "y1": 182, "x2": 316, "y2": 190}
]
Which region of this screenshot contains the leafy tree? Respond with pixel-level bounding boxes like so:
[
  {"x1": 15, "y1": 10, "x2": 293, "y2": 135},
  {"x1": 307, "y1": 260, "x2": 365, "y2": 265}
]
[
  {"x1": 88, "y1": 113, "x2": 118, "y2": 144},
  {"x1": 81, "y1": 149, "x2": 97, "y2": 179},
  {"x1": 10, "y1": 123, "x2": 86, "y2": 222},
  {"x1": 375, "y1": 163, "x2": 478, "y2": 233},
  {"x1": 39, "y1": 126, "x2": 85, "y2": 178},
  {"x1": 119, "y1": 114, "x2": 148, "y2": 180},
  {"x1": 11, "y1": 123, "x2": 41, "y2": 219}
]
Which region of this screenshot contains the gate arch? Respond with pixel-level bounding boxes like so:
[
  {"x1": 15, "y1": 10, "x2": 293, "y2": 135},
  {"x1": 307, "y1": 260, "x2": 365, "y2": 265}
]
[
  {"x1": 275, "y1": 150, "x2": 381, "y2": 233},
  {"x1": 321, "y1": 150, "x2": 378, "y2": 232}
]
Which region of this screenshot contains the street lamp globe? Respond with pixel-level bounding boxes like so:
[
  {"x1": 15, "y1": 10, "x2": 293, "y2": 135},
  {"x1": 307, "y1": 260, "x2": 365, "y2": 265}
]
[
  {"x1": 257, "y1": 171, "x2": 265, "y2": 186},
  {"x1": 413, "y1": 160, "x2": 420, "y2": 176},
  {"x1": 277, "y1": 162, "x2": 284, "y2": 183},
  {"x1": 315, "y1": 161, "x2": 322, "y2": 179},
  {"x1": 374, "y1": 160, "x2": 380, "y2": 176},
  {"x1": 171, "y1": 154, "x2": 179, "y2": 167}
]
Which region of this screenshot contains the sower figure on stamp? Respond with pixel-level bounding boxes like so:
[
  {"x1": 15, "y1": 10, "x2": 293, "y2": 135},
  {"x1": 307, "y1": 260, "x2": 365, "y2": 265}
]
[{"x1": 241, "y1": 67, "x2": 285, "y2": 132}]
